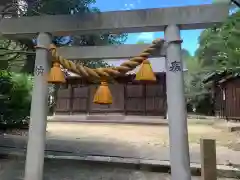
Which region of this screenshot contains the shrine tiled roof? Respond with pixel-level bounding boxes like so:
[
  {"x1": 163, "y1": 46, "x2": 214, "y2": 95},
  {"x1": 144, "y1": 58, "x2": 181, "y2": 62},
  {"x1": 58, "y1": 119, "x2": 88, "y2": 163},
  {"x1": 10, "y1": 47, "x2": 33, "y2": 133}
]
[{"x1": 203, "y1": 68, "x2": 240, "y2": 84}]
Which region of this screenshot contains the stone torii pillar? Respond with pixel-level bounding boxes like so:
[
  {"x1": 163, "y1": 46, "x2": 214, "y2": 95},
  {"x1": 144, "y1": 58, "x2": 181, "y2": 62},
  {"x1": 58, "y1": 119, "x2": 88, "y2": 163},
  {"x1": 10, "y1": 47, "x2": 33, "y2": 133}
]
[
  {"x1": 164, "y1": 24, "x2": 191, "y2": 180},
  {"x1": 24, "y1": 33, "x2": 52, "y2": 180}
]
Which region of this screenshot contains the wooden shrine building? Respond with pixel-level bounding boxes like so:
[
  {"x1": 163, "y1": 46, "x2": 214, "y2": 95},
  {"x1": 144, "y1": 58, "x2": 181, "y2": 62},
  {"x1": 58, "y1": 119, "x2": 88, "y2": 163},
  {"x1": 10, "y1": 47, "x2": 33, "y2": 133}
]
[
  {"x1": 203, "y1": 69, "x2": 240, "y2": 121},
  {"x1": 54, "y1": 58, "x2": 170, "y2": 116},
  {"x1": 55, "y1": 72, "x2": 167, "y2": 116}
]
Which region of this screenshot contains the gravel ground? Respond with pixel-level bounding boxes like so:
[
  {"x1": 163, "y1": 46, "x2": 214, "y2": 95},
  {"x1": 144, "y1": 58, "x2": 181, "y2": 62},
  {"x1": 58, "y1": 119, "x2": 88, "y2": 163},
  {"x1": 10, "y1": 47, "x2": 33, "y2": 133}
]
[
  {"x1": 1, "y1": 120, "x2": 240, "y2": 150},
  {"x1": 0, "y1": 158, "x2": 237, "y2": 180},
  {"x1": 0, "y1": 120, "x2": 239, "y2": 179},
  {"x1": 1, "y1": 122, "x2": 240, "y2": 166},
  {"x1": 46, "y1": 122, "x2": 240, "y2": 148}
]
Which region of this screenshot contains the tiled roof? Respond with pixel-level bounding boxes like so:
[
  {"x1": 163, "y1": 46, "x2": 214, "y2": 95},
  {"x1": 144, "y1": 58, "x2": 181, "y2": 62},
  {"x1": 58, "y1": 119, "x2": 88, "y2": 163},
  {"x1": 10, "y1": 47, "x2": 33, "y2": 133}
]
[{"x1": 203, "y1": 67, "x2": 240, "y2": 84}]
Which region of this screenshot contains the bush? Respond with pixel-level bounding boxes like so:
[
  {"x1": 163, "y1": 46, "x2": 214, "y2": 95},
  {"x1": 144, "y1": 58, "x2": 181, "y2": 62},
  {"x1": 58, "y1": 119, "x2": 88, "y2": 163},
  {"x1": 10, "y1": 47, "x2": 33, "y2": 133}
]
[{"x1": 0, "y1": 71, "x2": 32, "y2": 128}]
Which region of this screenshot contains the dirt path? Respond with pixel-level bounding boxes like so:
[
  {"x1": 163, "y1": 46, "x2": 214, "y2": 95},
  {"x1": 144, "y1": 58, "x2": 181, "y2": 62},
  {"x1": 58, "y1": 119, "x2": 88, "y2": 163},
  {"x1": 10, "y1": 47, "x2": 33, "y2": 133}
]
[
  {"x1": 1, "y1": 121, "x2": 239, "y2": 179},
  {"x1": 46, "y1": 122, "x2": 240, "y2": 149},
  {"x1": 45, "y1": 122, "x2": 240, "y2": 165}
]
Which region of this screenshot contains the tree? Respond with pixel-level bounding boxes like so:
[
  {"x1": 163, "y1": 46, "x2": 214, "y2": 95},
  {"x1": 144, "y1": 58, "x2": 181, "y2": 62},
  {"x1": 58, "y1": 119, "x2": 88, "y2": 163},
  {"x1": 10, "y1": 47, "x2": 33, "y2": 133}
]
[
  {"x1": 0, "y1": 38, "x2": 28, "y2": 71},
  {"x1": 183, "y1": 48, "x2": 214, "y2": 114},
  {"x1": 195, "y1": 10, "x2": 240, "y2": 69},
  {"x1": 181, "y1": 49, "x2": 191, "y2": 60},
  {"x1": 0, "y1": 70, "x2": 32, "y2": 126},
  {"x1": 186, "y1": 9, "x2": 240, "y2": 114},
  {"x1": 0, "y1": 0, "x2": 127, "y2": 73}
]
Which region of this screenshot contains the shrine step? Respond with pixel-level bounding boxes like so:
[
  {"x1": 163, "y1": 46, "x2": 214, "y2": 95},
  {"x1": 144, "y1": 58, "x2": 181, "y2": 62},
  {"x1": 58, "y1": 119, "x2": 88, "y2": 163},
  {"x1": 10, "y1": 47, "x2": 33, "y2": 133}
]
[
  {"x1": 86, "y1": 114, "x2": 125, "y2": 121},
  {"x1": 49, "y1": 114, "x2": 125, "y2": 121},
  {"x1": 48, "y1": 114, "x2": 167, "y2": 125}
]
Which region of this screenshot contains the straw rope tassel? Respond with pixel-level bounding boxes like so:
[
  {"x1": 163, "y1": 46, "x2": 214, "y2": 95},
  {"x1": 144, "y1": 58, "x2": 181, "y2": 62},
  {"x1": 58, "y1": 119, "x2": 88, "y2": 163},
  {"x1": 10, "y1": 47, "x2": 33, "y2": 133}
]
[
  {"x1": 93, "y1": 81, "x2": 113, "y2": 104},
  {"x1": 48, "y1": 62, "x2": 66, "y2": 84},
  {"x1": 135, "y1": 59, "x2": 156, "y2": 81}
]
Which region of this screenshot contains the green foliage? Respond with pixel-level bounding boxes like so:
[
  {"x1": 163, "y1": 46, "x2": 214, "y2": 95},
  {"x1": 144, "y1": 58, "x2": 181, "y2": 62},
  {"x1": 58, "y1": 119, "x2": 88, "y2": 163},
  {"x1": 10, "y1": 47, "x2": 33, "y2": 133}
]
[
  {"x1": 195, "y1": 10, "x2": 240, "y2": 68},
  {"x1": 0, "y1": 71, "x2": 32, "y2": 127},
  {"x1": 181, "y1": 49, "x2": 191, "y2": 60},
  {"x1": 183, "y1": 50, "x2": 213, "y2": 114},
  {"x1": 0, "y1": 38, "x2": 27, "y2": 71},
  {"x1": 186, "y1": 10, "x2": 240, "y2": 115},
  {"x1": 0, "y1": 0, "x2": 128, "y2": 73},
  {"x1": 79, "y1": 60, "x2": 112, "y2": 69},
  {"x1": 25, "y1": 0, "x2": 98, "y2": 16}
]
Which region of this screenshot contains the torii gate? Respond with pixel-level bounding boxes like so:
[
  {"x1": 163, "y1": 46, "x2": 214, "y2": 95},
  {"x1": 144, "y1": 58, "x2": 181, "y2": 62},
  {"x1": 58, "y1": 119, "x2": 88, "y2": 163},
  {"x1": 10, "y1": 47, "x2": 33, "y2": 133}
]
[{"x1": 0, "y1": 3, "x2": 228, "y2": 180}]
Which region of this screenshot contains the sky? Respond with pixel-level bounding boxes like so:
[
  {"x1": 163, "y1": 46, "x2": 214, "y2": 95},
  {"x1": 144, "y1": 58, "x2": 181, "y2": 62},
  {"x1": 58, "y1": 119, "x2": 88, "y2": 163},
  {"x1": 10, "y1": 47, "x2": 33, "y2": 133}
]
[{"x1": 93, "y1": 0, "x2": 214, "y2": 55}]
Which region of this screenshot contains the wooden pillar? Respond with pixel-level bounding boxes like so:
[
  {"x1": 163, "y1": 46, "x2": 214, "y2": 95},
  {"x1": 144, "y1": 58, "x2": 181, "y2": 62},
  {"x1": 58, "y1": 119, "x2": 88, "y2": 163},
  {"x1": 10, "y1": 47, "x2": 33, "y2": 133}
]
[
  {"x1": 200, "y1": 139, "x2": 217, "y2": 180},
  {"x1": 143, "y1": 84, "x2": 147, "y2": 116},
  {"x1": 52, "y1": 84, "x2": 60, "y2": 115},
  {"x1": 123, "y1": 83, "x2": 127, "y2": 115},
  {"x1": 69, "y1": 84, "x2": 74, "y2": 115},
  {"x1": 163, "y1": 73, "x2": 167, "y2": 118},
  {"x1": 212, "y1": 83, "x2": 216, "y2": 116},
  {"x1": 87, "y1": 85, "x2": 91, "y2": 114}
]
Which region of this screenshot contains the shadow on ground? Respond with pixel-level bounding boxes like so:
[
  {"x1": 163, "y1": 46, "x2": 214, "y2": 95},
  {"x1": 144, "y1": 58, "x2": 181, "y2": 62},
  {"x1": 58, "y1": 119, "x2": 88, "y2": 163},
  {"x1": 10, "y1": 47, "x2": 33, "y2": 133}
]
[
  {"x1": 1, "y1": 134, "x2": 240, "y2": 165},
  {"x1": 0, "y1": 157, "x2": 237, "y2": 180},
  {"x1": 0, "y1": 135, "x2": 143, "y2": 158}
]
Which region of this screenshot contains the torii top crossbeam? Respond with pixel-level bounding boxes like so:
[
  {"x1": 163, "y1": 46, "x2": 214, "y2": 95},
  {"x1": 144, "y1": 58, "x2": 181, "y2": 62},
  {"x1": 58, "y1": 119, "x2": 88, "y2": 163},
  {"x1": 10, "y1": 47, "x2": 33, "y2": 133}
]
[{"x1": 0, "y1": 4, "x2": 229, "y2": 38}]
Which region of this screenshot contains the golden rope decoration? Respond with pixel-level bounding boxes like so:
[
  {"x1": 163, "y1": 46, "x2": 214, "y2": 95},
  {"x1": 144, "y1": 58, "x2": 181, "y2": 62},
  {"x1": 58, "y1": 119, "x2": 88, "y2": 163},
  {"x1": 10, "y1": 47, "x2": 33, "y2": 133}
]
[{"x1": 42, "y1": 38, "x2": 164, "y2": 80}]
